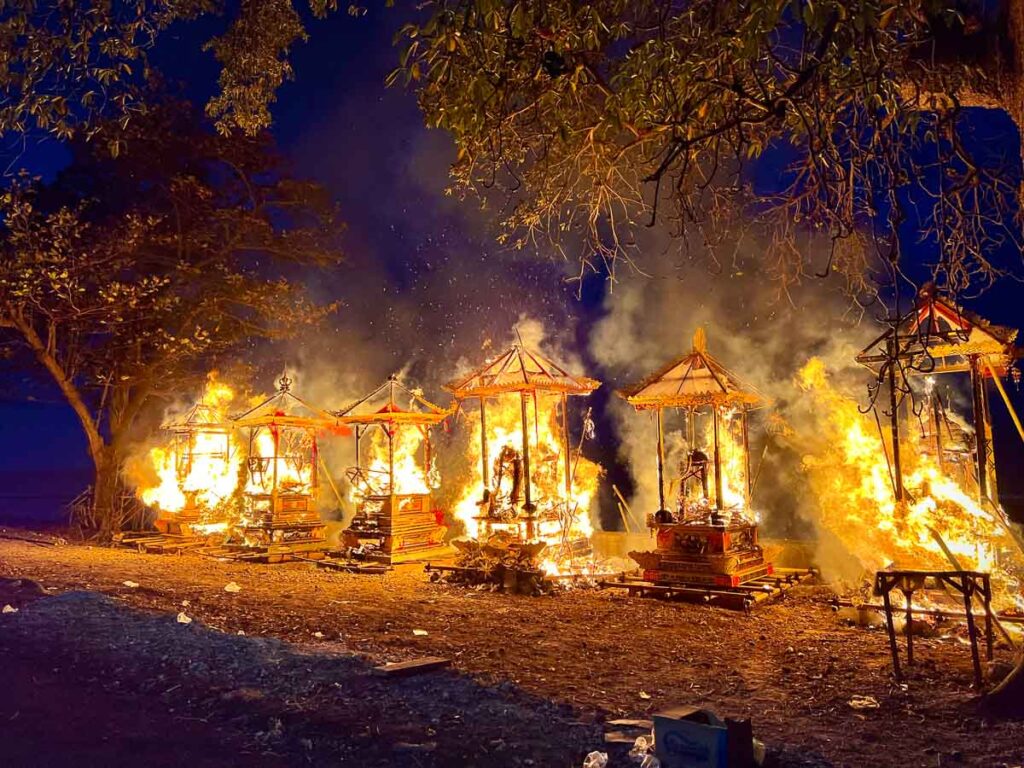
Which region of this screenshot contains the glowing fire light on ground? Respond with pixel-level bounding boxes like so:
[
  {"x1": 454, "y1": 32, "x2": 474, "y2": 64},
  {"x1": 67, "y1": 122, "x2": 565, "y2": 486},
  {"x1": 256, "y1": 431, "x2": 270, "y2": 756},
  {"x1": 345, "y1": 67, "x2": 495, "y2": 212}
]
[{"x1": 796, "y1": 358, "x2": 1009, "y2": 577}]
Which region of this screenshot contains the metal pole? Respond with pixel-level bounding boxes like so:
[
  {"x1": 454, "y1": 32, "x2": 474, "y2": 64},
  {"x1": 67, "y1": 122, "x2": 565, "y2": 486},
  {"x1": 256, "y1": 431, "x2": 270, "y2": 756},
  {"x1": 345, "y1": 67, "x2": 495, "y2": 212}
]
[
  {"x1": 561, "y1": 392, "x2": 572, "y2": 501},
  {"x1": 479, "y1": 399, "x2": 490, "y2": 500},
  {"x1": 520, "y1": 391, "x2": 535, "y2": 538},
  {"x1": 713, "y1": 407, "x2": 724, "y2": 511},
  {"x1": 271, "y1": 426, "x2": 279, "y2": 515},
  {"x1": 969, "y1": 356, "x2": 989, "y2": 503},
  {"x1": 887, "y1": 341, "x2": 905, "y2": 502},
  {"x1": 656, "y1": 408, "x2": 666, "y2": 513}
]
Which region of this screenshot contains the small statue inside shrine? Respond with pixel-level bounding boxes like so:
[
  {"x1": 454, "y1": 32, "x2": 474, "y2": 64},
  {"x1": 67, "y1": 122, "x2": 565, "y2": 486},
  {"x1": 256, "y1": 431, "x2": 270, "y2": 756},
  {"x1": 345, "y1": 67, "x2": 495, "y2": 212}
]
[{"x1": 486, "y1": 444, "x2": 523, "y2": 520}]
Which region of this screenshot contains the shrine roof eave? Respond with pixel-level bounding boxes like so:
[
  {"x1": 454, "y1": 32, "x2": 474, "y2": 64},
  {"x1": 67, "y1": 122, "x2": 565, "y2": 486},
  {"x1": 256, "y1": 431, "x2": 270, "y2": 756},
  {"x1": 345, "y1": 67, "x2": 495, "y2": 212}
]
[
  {"x1": 444, "y1": 378, "x2": 600, "y2": 399},
  {"x1": 620, "y1": 391, "x2": 768, "y2": 411}
]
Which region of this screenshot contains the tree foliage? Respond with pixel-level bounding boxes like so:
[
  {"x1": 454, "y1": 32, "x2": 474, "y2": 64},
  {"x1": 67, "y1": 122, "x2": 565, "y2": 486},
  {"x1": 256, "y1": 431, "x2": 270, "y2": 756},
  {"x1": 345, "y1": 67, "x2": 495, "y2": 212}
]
[
  {"x1": 4, "y1": 1, "x2": 1023, "y2": 298},
  {"x1": 0, "y1": 101, "x2": 342, "y2": 535},
  {"x1": 389, "y1": 0, "x2": 1024, "y2": 297}
]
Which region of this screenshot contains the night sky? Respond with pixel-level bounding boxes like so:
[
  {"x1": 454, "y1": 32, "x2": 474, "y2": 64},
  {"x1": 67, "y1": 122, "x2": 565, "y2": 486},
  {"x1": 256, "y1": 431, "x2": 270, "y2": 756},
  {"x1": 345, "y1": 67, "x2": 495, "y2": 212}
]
[{"x1": 3, "y1": 6, "x2": 1024, "y2": 525}]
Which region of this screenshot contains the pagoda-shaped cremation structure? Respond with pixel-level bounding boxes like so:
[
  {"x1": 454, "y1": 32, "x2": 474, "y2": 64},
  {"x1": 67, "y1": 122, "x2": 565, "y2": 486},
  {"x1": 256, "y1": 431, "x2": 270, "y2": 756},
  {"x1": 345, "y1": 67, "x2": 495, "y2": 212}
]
[
  {"x1": 232, "y1": 376, "x2": 334, "y2": 548},
  {"x1": 338, "y1": 375, "x2": 452, "y2": 564},
  {"x1": 152, "y1": 399, "x2": 237, "y2": 534},
  {"x1": 445, "y1": 341, "x2": 600, "y2": 557},
  {"x1": 855, "y1": 284, "x2": 1021, "y2": 510},
  {"x1": 619, "y1": 328, "x2": 773, "y2": 587}
]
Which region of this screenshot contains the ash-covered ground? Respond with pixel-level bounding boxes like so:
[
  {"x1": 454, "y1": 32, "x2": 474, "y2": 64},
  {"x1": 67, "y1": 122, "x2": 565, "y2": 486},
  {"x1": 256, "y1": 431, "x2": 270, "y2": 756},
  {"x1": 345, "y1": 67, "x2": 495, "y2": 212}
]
[{"x1": 0, "y1": 538, "x2": 1021, "y2": 768}]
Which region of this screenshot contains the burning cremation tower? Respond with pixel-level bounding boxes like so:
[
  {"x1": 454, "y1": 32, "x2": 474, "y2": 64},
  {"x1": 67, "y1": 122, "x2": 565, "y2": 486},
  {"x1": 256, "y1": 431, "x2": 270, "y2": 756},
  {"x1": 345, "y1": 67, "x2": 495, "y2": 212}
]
[
  {"x1": 445, "y1": 341, "x2": 599, "y2": 557},
  {"x1": 855, "y1": 286, "x2": 1021, "y2": 513},
  {"x1": 152, "y1": 399, "x2": 237, "y2": 534},
  {"x1": 620, "y1": 328, "x2": 773, "y2": 587},
  {"x1": 338, "y1": 375, "x2": 452, "y2": 564},
  {"x1": 232, "y1": 376, "x2": 333, "y2": 548}
]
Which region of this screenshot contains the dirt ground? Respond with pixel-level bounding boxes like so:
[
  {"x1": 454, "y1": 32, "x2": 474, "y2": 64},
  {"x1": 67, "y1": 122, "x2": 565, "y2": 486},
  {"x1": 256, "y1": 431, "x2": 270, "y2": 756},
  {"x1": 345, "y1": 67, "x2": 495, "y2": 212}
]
[{"x1": 1, "y1": 538, "x2": 1022, "y2": 768}]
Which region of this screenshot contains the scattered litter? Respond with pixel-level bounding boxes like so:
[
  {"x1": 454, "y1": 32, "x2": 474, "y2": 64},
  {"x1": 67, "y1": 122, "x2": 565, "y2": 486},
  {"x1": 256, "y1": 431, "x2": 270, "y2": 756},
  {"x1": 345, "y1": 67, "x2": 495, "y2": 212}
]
[
  {"x1": 224, "y1": 582, "x2": 241, "y2": 593},
  {"x1": 582, "y1": 751, "x2": 608, "y2": 768},
  {"x1": 313, "y1": 631, "x2": 324, "y2": 639},
  {"x1": 608, "y1": 718, "x2": 654, "y2": 729},
  {"x1": 2, "y1": 604, "x2": 18, "y2": 614},
  {"x1": 638, "y1": 690, "x2": 652, "y2": 700},
  {"x1": 176, "y1": 612, "x2": 193, "y2": 625},
  {"x1": 181, "y1": 599, "x2": 190, "y2": 607},
  {"x1": 848, "y1": 695, "x2": 880, "y2": 710},
  {"x1": 373, "y1": 657, "x2": 450, "y2": 677},
  {"x1": 236, "y1": 630, "x2": 245, "y2": 636},
  {"x1": 629, "y1": 735, "x2": 653, "y2": 761},
  {"x1": 122, "y1": 580, "x2": 139, "y2": 588},
  {"x1": 412, "y1": 629, "x2": 429, "y2": 636}
]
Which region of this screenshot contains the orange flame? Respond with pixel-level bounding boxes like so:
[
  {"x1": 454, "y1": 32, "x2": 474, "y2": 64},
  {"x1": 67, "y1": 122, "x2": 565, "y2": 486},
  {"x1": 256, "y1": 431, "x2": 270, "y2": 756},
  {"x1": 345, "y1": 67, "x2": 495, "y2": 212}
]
[
  {"x1": 796, "y1": 358, "x2": 1002, "y2": 574},
  {"x1": 453, "y1": 393, "x2": 601, "y2": 572},
  {"x1": 136, "y1": 376, "x2": 242, "y2": 519}
]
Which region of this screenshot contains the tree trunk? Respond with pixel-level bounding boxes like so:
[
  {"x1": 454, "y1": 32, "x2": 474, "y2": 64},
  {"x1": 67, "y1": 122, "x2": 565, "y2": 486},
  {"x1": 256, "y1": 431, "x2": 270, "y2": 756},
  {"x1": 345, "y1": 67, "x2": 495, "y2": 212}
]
[{"x1": 90, "y1": 444, "x2": 124, "y2": 541}]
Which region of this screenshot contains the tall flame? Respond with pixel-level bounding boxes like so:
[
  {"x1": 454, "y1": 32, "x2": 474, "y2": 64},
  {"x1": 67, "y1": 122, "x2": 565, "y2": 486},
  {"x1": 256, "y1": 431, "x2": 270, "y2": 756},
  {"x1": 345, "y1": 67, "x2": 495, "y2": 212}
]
[
  {"x1": 349, "y1": 426, "x2": 433, "y2": 500},
  {"x1": 453, "y1": 393, "x2": 600, "y2": 564},
  {"x1": 136, "y1": 376, "x2": 242, "y2": 518},
  {"x1": 245, "y1": 427, "x2": 314, "y2": 495},
  {"x1": 796, "y1": 358, "x2": 1002, "y2": 573},
  {"x1": 698, "y1": 409, "x2": 748, "y2": 511}
]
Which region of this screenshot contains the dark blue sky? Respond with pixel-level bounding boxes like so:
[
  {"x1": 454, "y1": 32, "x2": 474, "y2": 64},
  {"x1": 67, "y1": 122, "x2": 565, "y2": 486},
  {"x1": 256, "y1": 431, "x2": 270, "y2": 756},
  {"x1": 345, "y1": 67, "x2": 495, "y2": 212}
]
[{"x1": 3, "y1": 5, "x2": 1024, "y2": 523}]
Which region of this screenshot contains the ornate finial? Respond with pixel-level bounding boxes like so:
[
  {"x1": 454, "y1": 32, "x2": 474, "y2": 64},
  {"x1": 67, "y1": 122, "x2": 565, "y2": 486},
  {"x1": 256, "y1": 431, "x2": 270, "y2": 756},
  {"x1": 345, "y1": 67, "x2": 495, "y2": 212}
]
[
  {"x1": 693, "y1": 327, "x2": 707, "y2": 353},
  {"x1": 278, "y1": 374, "x2": 292, "y2": 392}
]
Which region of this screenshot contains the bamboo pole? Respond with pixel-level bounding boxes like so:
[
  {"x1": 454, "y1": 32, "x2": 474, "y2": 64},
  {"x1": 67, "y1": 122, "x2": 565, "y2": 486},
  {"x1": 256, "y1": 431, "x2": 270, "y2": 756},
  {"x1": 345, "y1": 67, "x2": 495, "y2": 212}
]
[
  {"x1": 984, "y1": 359, "x2": 1024, "y2": 442},
  {"x1": 741, "y1": 408, "x2": 752, "y2": 506},
  {"x1": 479, "y1": 399, "x2": 490, "y2": 500},
  {"x1": 969, "y1": 356, "x2": 990, "y2": 503},
  {"x1": 561, "y1": 392, "x2": 572, "y2": 502},
  {"x1": 712, "y1": 407, "x2": 723, "y2": 511},
  {"x1": 887, "y1": 339, "x2": 905, "y2": 501},
  {"x1": 656, "y1": 408, "x2": 666, "y2": 513},
  {"x1": 520, "y1": 391, "x2": 535, "y2": 539}
]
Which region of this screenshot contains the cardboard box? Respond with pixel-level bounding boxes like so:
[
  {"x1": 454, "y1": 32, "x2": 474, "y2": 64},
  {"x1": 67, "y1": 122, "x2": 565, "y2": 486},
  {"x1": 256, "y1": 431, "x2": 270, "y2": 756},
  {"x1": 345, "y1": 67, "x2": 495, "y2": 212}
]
[
  {"x1": 654, "y1": 707, "x2": 727, "y2": 768},
  {"x1": 654, "y1": 707, "x2": 754, "y2": 768}
]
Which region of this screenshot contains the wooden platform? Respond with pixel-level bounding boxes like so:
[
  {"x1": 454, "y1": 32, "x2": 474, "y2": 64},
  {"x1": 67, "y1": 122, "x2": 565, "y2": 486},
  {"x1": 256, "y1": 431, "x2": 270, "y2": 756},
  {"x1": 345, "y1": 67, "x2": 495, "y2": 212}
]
[
  {"x1": 199, "y1": 539, "x2": 328, "y2": 563},
  {"x1": 600, "y1": 567, "x2": 817, "y2": 611},
  {"x1": 113, "y1": 531, "x2": 215, "y2": 555}
]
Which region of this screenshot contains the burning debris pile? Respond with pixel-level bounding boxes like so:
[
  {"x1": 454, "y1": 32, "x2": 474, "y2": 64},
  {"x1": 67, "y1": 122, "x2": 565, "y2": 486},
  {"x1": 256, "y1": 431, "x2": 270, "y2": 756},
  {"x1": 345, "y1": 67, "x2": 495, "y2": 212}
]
[
  {"x1": 443, "y1": 341, "x2": 604, "y2": 586},
  {"x1": 430, "y1": 536, "x2": 557, "y2": 595}
]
